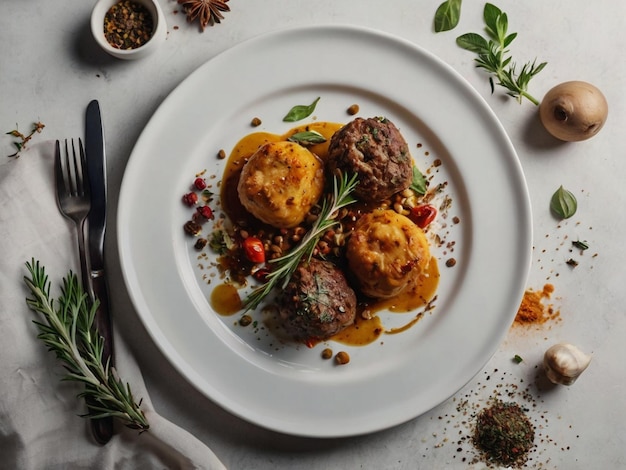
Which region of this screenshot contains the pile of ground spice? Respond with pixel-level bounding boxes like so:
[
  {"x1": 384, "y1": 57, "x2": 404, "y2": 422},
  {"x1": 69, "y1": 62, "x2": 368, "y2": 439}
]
[
  {"x1": 514, "y1": 284, "x2": 560, "y2": 325},
  {"x1": 473, "y1": 400, "x2": 535, "y2": 467}
]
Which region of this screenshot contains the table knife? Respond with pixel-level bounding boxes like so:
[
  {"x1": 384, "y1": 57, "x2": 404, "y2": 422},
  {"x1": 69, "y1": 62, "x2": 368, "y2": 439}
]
[{"x1": 85, "y1": 99, "x2": 115, "y2": 444}]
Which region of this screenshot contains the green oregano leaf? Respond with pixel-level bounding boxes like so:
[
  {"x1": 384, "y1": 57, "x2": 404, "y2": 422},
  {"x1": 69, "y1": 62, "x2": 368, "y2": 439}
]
[
  {"x1": 483, "y1": 2, "x2": 502, "y2": 32},
  {"x1": 434, "y1": 0, "x2": 462, "y2": 33},
  {"x1": 550, "y1": 185, "x2": 577, "y2": 219},
  {"x1": 455, "y1": 3, "x2": 546, "y2": 105},
  {"x1": 287, "y1": 130, "x2": 327, "y2": 145},
  {"x1": 282, "y1": 97, "x2": 320, "y2": 122},
  {"x1": 409, "y1": 166, "x2": 428, "y2": 195},
  {"x1": 456, "y1": 32, "x2": 489, "y2": 54}
]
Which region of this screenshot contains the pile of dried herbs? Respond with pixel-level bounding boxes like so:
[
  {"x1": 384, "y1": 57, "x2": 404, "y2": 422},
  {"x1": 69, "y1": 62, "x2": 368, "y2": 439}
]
[{"x1": 473, "y1": 400, "x2": 535, "y2": 467}]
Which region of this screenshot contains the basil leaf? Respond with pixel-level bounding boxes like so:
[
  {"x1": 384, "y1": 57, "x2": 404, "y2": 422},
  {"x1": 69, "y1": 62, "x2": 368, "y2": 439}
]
[
  {"x1": 282, "y1": 97, "x2": 320, "y2": 122},
  {"x1": 434, "y1": 0, "x2": 462, "y2": 33},
  {"x1": 287, "y1": 130, "x2": 327, "y2": 146},
  {"x1": 456, "y1": 33, "x2": 489, "y2": 54},
  {"x1": 550, "y1": 185, "x2": 577, "y2": 219},
  {"x1": 410, "y1": 166, "x2": 428, "y2": 195}
]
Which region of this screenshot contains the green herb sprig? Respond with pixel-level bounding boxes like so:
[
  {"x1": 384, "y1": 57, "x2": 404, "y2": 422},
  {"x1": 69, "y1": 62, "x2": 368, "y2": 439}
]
[
  {"x1": 23, "y1": 259, "x2": 149, "y2": 431},
  {"x1": 243, "y1": 173, "x2": 358, "y2": 311},
  {"x1": 6, "y1": 121, "x2": 45, "y2": 158},
  {"x1": 282, "y1": 97, "x2": 320, "y2": 122},
  {"x1": 287, "y1": 130, "x2": 327, "y2": 146},
  {"x1": 550, "y1": 185, "x2": 577, "y2": 219},
  {"x1": 456, "y1": 3, "x2": 546, "y2": 105},
  {"x1": 434, "y1": 0, "x2": 463, "y2": 32},
  {"x1": 409, "y1": 166, "x2": 428, "y2": 195}
]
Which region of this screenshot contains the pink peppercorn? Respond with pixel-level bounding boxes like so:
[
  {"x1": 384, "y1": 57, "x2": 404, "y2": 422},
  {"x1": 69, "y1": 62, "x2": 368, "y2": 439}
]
[
  {"x1": 194, "y1": 178, "x2": 207, "y2": 190},
  {"x1": 182, "y1": 192, "x2": 198, "y2": 206}
]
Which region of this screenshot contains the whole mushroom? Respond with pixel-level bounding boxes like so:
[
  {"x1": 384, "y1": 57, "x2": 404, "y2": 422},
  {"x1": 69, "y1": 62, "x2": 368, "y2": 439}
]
[
  {"x1": 539, "y1": 81, "x2": 608, "y2": 142},
  {"x1": 543, "y1": 342, "x2": 591, "y2": 385}
]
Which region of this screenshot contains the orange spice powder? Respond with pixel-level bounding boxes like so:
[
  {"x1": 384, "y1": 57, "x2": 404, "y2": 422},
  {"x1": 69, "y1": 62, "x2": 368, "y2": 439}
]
[{"x1": 514, "y1": 284, "x2": 560, "y2": 325}]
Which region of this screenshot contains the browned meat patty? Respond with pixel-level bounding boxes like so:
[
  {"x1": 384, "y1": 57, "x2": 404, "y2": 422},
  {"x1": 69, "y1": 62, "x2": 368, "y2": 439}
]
[
  {"x1": 277, "y1": 258, "x2": 357, "y2": 341},
  {"x1": 326, "y1": 117, "x2": 413, "y2": 203}
]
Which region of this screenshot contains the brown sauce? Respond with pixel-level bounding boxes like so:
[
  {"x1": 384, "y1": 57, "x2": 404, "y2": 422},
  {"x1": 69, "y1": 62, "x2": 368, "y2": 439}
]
[{"x1": 210, "y1": 283, "x2": 242, "y2": 315}]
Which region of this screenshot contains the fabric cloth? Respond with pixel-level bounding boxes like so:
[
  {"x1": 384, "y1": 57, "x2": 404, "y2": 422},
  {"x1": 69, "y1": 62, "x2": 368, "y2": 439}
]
[{"x1": 0, "y1": 142, "x2": 226, "y2": 470}]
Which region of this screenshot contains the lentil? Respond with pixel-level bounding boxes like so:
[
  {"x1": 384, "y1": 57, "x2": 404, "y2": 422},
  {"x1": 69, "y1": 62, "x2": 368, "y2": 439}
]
[{"x1": 347, "y1": 104, "x2": 360, "y2": 115}]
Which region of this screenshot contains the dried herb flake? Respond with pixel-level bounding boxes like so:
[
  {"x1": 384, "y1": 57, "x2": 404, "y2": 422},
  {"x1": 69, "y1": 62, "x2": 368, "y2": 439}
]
[{"x1": 473, "y1": 400, "x2": 535, "y2": 467}]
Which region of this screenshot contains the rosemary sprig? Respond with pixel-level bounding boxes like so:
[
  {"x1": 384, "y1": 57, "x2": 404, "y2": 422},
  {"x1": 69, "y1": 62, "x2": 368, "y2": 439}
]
[
  {"x1": 456, "y1": 3, "x2": 546, "y2": 105},
  {"x1": 23, "y1": 259, "x2": 149, "y2": 431},
  {"x1": 243, "y1": 172, "x2": 358, "y2": 312}
]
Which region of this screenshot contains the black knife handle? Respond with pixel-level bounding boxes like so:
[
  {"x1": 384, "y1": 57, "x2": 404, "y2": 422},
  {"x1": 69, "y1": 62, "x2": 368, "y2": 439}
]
[
  {"x1": 92, "y1": 269, "x2": 114, "y2": 364},
  {"x1": 90, "y1": 268, "x2": 115, "y2": 444}
]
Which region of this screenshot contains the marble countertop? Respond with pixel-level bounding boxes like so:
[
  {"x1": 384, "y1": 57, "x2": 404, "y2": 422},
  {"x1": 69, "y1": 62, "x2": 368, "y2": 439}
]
[{"x1": 2, "y1": 1, "x2": 625, "y2": 468}]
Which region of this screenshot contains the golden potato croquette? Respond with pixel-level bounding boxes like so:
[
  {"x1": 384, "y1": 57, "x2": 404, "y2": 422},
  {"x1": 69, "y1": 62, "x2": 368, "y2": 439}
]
[
  {"x1": 237, "y1": 141, "x2": 325, "y2": 229},
  {"x1": 346, "y1": 209, "x2": 431, "y2": 299}
]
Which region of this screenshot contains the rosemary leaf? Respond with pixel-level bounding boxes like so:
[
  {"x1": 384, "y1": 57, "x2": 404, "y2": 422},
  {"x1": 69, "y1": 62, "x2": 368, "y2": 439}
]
[{"x1": 23, "y1": 259, "x2": 149, "y2": 432}]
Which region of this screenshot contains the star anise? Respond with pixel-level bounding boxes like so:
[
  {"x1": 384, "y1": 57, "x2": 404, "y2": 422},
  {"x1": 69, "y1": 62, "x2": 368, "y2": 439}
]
[{"x1": 178, "y1": 0, "x2": 230, "y2": 31}]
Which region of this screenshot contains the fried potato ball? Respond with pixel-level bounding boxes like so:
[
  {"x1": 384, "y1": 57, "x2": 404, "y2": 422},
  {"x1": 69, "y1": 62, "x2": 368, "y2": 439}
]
[
  {"x1": 346, "y1": 209, "x2": 431, "y2": 299},
  {"x1": 237, "y1": 141, "x2": 325, "y2": 229}
]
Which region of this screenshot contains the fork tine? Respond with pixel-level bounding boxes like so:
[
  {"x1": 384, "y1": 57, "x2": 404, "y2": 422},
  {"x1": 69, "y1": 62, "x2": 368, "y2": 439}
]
[
  {"x1": 76, "y1": 138, "x2": 88, "y2": 198},
  {"x1": 54, "y1": 140, "x2": 67, "y2": 198}
]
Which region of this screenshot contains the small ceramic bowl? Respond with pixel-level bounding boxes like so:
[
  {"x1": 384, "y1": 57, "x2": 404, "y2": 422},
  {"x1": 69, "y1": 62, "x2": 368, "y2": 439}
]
[{"x1": 91, "y1": 0, "x2": 166, "y2": 60}]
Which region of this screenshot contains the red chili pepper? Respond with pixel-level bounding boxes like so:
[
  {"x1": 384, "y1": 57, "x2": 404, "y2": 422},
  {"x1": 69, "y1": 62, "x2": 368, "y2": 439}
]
[
  {"x1": 193, "y1": 177, "x2": 207, "y2": 190},
  {"x1": 182, "y1": 192, "x2": 198, "y2": 206},
  {"x1": 242, "y1": 237, "x2": 265, "y2": 264},
  {"x1": 409, "y1": 204, "x2": 437, "y2": 228}
]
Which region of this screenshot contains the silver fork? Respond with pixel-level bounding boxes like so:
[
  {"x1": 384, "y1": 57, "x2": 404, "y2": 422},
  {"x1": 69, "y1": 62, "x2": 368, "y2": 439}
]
[
  {"x1": 55, "y1": 140, "x2": 114, "y2": 444},
  {"x1": 55, "y1": 139, "x2": 91, "y2": 292}
]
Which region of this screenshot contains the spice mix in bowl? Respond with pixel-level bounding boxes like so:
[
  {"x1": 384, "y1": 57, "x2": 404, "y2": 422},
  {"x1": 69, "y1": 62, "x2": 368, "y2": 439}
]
[{"x1": 91, "y1": 0, "x2": 166, "y2": 60}]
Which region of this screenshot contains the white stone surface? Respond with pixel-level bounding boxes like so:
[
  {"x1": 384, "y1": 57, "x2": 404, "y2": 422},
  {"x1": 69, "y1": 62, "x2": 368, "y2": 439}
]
[{"x1": 2, "y1": 1, "x2": 625, "y2": 468}]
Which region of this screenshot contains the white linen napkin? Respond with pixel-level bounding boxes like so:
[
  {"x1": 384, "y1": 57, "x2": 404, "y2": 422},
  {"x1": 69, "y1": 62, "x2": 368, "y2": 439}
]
[{"x1": 0, "y1": 142, "x2": 226, "y2": 470}]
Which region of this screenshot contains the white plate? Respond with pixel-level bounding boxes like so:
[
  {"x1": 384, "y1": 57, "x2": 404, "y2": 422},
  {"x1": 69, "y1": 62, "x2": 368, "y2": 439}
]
[{"x1": 118, "y1": 25, "x2": 532, "y2": 437}]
